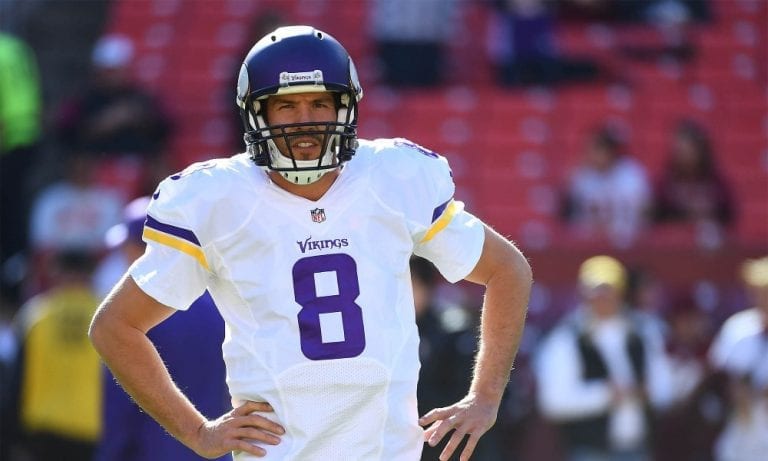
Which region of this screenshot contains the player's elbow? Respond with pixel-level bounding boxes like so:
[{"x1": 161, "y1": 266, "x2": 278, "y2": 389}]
[
  {"x1": 468, "y1": 227, "x2": 533, "y2": 288},
  {"x1": 510, "y1": 246, "x2": 533, "y2": 287},
  {"x1": 491, "y1": 240, "x2": 533, "y2": 292},
  {"x1": 88, "y1": 305, "x2": 111, "y2": 355},
  {"x1": 88, "y1": 301, "x2": 128, "y2": 358}
]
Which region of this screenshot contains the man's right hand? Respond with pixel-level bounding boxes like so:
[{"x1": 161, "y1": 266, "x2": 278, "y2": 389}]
[{"x1": 191, "y1": 401, "x2": 285, "y2": 459}]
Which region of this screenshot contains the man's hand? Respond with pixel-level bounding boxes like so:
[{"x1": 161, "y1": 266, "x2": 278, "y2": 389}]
[
  {"x1": 419, "y1": 394, "x2": 499, "y2": 461},
  {"x1": 191, "y1": 401, "x2": 285, "y2": 459}
]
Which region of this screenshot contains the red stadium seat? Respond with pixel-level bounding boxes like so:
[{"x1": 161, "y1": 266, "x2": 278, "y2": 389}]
[{"x1": 101, "y1": 0, "x2": 766, "y2": 248}]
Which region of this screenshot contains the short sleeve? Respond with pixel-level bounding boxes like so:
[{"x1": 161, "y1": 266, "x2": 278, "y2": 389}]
[
  {"x1": 413, "y1": 204, "x2": 485, "y2": 283},
  {"x1": 129, "y1": 175, "x2": 211, "y2": 310},
  {"x1": 380, "y1": 139, "x2": 485, "y2": 283}
]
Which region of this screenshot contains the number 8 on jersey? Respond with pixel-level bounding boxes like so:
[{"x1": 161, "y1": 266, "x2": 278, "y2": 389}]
[{"x1": 292, "y1": 253, "x2": 366, "y2": 360}]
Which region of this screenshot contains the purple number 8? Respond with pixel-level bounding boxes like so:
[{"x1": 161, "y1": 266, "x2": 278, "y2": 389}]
[{"x1": 292, "y1": 254, "x2": 366, "y2": 360}]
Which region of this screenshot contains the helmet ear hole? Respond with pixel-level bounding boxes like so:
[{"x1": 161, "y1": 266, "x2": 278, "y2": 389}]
[{"x1": 333, "y1": 93, "x2": 344, "y2": 112}]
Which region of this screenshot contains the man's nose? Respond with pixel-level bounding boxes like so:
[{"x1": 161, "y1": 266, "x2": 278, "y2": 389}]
[
  {"x1": 294, "y1": 103, "x2": 319, "y2": 123},
  {"x1": 292, "y1": 104, "x2": 308, "y2": 122}
]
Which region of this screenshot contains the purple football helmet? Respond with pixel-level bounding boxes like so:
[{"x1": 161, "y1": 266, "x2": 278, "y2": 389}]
[{"x1": 236, "y1": 26, "x2": 363, "y2": 184}]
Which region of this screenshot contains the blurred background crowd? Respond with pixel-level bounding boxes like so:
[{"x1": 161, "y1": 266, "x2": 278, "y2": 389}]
[{"x1": 0, "y1": 0, "x2": 766, "y2": 460}]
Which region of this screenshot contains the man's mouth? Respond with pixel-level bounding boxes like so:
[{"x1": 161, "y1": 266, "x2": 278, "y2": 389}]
[{"x1": 290, "y1": 135, "x2": 321, "y2": 149}]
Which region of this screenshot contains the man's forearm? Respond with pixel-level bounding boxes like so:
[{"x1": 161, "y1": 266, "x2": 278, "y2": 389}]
[
  {"x1": 90, "y1": 315, "x2": 207, "y2": 448},
  {"x1": 470, "y1": 252, "x2": 531, "y2": 403}
]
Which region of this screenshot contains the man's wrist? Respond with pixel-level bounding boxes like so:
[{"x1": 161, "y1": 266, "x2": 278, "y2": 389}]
[
  {"x1": 467, "y1": 383, "x2": 505, "y2": 406},
  {"x1": 177, "y1": 416, "x2": 209, "y2": 451}
]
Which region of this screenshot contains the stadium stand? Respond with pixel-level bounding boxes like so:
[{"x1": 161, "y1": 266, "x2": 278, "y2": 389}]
[{"x1": 98, "y1": 0, "x2": 766, "y2": 291}]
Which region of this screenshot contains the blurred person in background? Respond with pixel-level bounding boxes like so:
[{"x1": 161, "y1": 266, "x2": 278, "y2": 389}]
[
  {"x1": 486, "y1": 0, "x2": 600, "y2": 87},
  {"x1": 560, "y1": 125, "x2": 652, "y2": 248},
  {"x1": 652, "y1": 119, "x2": 734, "y2": 249},
  {"x1": 615, "y1": 0, "x2": 710, "y2": 64},
  {"x1": 411, "y1": 255, "x2": 506, "y2": 461},
  {"x1": 27, "y1": 149, "x2": 123, "y2": 296},
  {"x1": 370, "y1": 0, "x2": 460, "y2": 87},
  {"x1": 535, "y1": 255, "x2": 674, "y2": 461},
  {"x1": 0, "y1": 32, "x2": 42, "y2": 306},
  {"x1": 617, "y1": 2, "x2": 694, "y2": 60},
  {"x1": 54, "y1": 33, "x2": 173, "y2": 200},
  {"x1": 653, "y1": 292, "x2": 725, "y2": 461},
  {"x1": 708, "y1": 256, "x2": 768, "y2": 461},
  {"x1": 93, "y1": 197, "x2": 229, "y2": 461},
  {"x1": 624, "y1": 267, "x2": 668, "y2": 340},
  {"x1": 11, "y1": 249, "x2": 102, "y2": 460},
  {"x1": 92, "y1": 196, "x2": 153, "y2": 299},
  {"x1": 29, "y1": 150, "x2": 124, "y2": 252},
  {"x1": 614, "y1": 0, "x2": 711, "y2": 24}
]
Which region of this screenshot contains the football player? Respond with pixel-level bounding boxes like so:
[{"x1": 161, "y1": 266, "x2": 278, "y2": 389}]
[{"x1": 89, "y1": 25, "x2": 532, "y2": 461}]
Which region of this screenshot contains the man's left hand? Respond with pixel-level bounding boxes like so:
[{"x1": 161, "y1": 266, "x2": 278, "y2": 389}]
[{"x1": 418, "y1": 394, "x2": 499, "y2": 461}]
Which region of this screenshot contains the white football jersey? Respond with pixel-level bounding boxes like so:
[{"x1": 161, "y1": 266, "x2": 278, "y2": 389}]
[{"x1": 129, "y1": 138, "x2": 485, "y2": 460}]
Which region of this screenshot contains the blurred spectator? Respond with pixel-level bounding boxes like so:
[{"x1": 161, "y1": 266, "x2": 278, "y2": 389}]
[
  {"x1": 615, "y1": 0, "x2": 711, "y2": 24},
  {"x1": 708, "y1": 256, "x2": 768, "y2": 461},
  {"x1": 560, "y1": 125, "x2": 652, "y2": 247},
  {"x1": 616, "y1": 0, "x2": 710, "y2": 64},
  {"x1": 535, "y1": 255, "x2": 674, "y2": 461},
  {"x1": 653, "y1": 292, "x2": 725, "y2": 461},
  {"x1": 0, "y1": 33, "x2": 40, "y2": 155},
  {"x1": 28, "y1": 150, "x2": 123, "y2": 296},
  {"x1": 624, "y1": 266, "x2": 668, "y2": 338},
  {"x1": 92, "y1": 196, "x2": 229, "y2": 461},
  {"x1": 370, "y1": 0, "x2": 460, "y2": 87},
  {"x1": 29, "y1": 151, "x2": 123, "y2": 252},
  {"x1": 411, "y1": 256, "x2": 506, "y2": 460},
  {"x1": 652, "y1": 120, "x2": 734, "y2": 247},
  {"x1": 663, "y1": 295, "x2": 715, "y2": 403},
  {"x1": 709, "y1": 258, "x2": 768, "y2": 369},
  {"x1": 557, "y1": 0, "x2": 709, "y2": 24},
  {"x1": 91, "y1": 196, "x2": 152, "y2": 299},
  {"x1": 55, "y1": 33, "x2": 173, "y2": 199},
  {"x1": 0, "y1": 32, "x2": 42, "y2": 304},
  {"x1": 487, "y1": 0, "x2": 600, "y2": 86},
  {"x1": 13, "y1": 249, "x2": 102, "y2": 460}
]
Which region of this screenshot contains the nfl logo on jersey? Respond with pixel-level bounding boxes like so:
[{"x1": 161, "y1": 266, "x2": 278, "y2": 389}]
[{"x1": 310, "y1": 208, "x2": 326, "y2": 223}]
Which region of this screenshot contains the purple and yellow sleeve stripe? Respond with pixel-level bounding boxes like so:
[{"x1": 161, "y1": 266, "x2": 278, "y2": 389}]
[
  {"x1": 143, "y1": 216, "x2": 210, "y2": 270},
  {"x1": 420, "y1": 198, "x2": 462, "y2": 243}
]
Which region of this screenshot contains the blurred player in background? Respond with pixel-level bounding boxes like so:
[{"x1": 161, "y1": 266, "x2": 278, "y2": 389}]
[
  {"x1": 13, "y1": 249, "x2": 102, "y2": 460},
  {"x1": 93, "y1": 197, "x2": 229, "y2": 461},
  {"x1": 88, "y1": 25, "x2": 531, "y2": 461}
]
